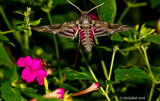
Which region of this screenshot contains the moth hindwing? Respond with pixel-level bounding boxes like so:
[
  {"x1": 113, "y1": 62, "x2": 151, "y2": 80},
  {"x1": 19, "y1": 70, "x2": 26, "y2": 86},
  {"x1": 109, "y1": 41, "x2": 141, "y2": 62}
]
[{"x1": 32, "y1": 0, "x2": 132, "y2": 52}]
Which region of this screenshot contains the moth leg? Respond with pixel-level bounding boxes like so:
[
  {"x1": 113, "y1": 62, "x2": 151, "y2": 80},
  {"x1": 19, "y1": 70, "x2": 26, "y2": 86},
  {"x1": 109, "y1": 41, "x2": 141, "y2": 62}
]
[
  {"x1": 78, "y1": 33, "x2": 81, "y2": 46},
  {"x1": 73, "y1": 29, "x2": 79, "y2": 39}
]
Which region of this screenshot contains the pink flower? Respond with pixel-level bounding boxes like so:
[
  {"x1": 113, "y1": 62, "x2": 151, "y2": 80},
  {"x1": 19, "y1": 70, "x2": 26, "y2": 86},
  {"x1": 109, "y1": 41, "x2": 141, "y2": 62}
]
[
  {"x1": 43, "y1": 88, "x2": 65, "y2": 99},
  {"x1": 72, "y1": 83, "x2": 100, "y2": 96},
  {"x1": 17, "y1": 56, "x2": 47, "y2": 85},
  {"x1": 30, "y1": 88, "x2": 65, "y2": 101},
  {"x1": 89, "y1": 13, "x2": 99, "y2": 20}
]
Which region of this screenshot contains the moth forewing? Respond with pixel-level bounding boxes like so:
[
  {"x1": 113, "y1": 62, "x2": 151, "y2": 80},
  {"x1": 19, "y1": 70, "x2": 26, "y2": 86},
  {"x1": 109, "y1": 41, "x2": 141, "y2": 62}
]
[{"x1": 32, "y1": 0, "x2": 132, "y2": 52}]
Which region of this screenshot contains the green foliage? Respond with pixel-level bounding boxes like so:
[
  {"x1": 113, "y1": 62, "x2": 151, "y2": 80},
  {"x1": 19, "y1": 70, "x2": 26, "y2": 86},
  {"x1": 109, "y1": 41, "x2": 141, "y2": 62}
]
[
  {"x1": 10, "y1": 67, "x2": 18, "y2": 83},
  {"x1": 149, "y1": 0, "x2": 160, "y2": 8},
  {"x1": 0, "y1": 81, "x2": 27, "y2": 101},
  {"x1": 65, "y1": 67, "x2": 94, "y2": 81},
  {"x1": 90, "y1": 0, "x2": 116, "y2": 23},
  {"x1": 0, "y1": 43, "x2": 11, "y2": 65},
  {"x1": 110, "y1": 33, "x2": 124, "y2": 43},
  {"x1": 114, "y1": 67, "x2": 151, "y2": 81},
  {"x1": 96, "y1": 46, "x2": 112, "y2": 52},
  {"x1": 144, "y1": 34, "x2": 160, "y2": 44},
  {"x1": 14, "y1": 7, "x2": 42, "y2": 37}
]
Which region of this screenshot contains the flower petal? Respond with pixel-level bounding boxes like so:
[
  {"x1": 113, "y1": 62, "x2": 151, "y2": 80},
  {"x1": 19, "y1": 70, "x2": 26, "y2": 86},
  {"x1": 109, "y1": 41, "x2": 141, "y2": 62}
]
[
  {"x1": 36, "y1": 70, "x2": 47, "y2": 85},
  {"x1": 17, "y1": 56, "x2": 33, "y2": 67},
  {"x1": 25, "y1": 56, "x2": 33, "y2": 67},
  {"x1": 72, "y1": 83, "x2": 100, "y2": 96},
  {"x1": 56, "y1": 88, "x2": 65, "y2": 99},
  {"x1": 43, "y1": 88, "x2": 65, "y2": 99},
  {"x1": 31, "y1": 58, "x2": 43, "y2": 70},
  {"x1": 89, "y1": 13, "x2": 98, "y2": 20},
  {"x1": 21, "y1": 67, "x2": 37, "y2": 82},
  {"x1": 17, "y1": 57, "x2": 27, "y2": 67}
]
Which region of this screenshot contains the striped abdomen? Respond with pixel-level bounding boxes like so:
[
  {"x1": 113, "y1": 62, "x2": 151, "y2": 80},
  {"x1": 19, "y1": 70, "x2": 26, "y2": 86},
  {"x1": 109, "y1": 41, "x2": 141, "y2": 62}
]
[{"x1": 80, "y1": 28, "x2": 94, "y2": 52}]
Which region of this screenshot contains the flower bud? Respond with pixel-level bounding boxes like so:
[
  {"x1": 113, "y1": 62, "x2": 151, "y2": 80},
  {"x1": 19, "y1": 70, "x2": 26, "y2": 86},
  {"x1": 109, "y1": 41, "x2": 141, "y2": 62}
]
[{"x1": 72, "y1": 83, "x2": 100, "y2": 96}]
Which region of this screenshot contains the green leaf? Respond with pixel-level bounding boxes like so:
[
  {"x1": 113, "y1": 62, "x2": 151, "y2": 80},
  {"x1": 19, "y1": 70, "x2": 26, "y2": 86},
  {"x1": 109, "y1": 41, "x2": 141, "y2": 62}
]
[
  {"x1": 96, "y1": 46, "x2": 112, "y2": 52},
  {"x1": 44, "y1": 77, "x2": 51, "y2": 94},
  {"x1": 13, "y1": 11, "x2": 24, "y2": 15},
  {"x1": 0, "y1": 35, "x2": 10, "y2": 42},
  {"x1": 29, "y1": 18, "x2": 42, "y2": 26},
  {"x1": 0, "y1": 81, "x2": 26, "y2": 101},
  {"x1": 64, "y1": 90, "x2": 73, "y2": 101},
  {"x1": 15, "y1": 20, "x2": 24, "y2": 25},
  {"x1": 65, "y1": 67, "x2": 94, "y2": 81},
  {"x1": 0, "y1": 43, "x2": 11, "y2": 65},
  {"x1": 149, "y1": 0, "x2": 160, "y2": 8},
  {"x1": 110, "y1": 33, "x2": 124, "y2": 43},
  {"x1": 157, "y1": 88, "x2": 160, "y2": 91},
  {"x1": 15, "y1": 25, "x2": 23, "y2": 31},
  {"x1": 114, "y1": 67, "x2": 151, "y2": 81},
  {"x1": 143, "y1": 34, "x2": 160, "y2": 44},
  {"x1": 57, "y1": 83, "x2": 79, "y2": 92},
  {"x1": 90, "y1": 0, "x2": 116, "y2": 23},
  {"x1": 119, "y1": 49, "x2": 129, "y2": 57},
  {"x1": 53, "y1": 0, "x2": 78, "y2": 5},
  {"x1": 10, "y1": 67, "x2": 18, "y2": 83},
  {"x1": 20, "y1": 85, "x2": 37, "y2": 93},
  {"x1": 28, "y1": 28, "x2": 32, "y2": 36},
  {"x1": 7, "y1": 42, "x2": 16, "y2": 47}
]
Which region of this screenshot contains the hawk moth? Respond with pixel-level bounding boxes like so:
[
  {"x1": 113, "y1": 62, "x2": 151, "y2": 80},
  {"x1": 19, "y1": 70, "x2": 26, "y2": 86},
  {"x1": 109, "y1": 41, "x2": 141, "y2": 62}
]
[{"x1": 33, "y1": 0, "x2": 132, "y2": 52}]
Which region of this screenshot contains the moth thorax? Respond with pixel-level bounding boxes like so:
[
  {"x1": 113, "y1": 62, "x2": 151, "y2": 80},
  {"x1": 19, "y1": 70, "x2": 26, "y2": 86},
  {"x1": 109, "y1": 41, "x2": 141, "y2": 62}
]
[
  {"x1": 81, "y1": 20, "x2": 90, "y2": 27},
  {"x1": 83, "y1": 20, "x2": 89, "y2": 24},
  {"x1": 80, "y1": 15, "x2": 92, "y2": 27}
]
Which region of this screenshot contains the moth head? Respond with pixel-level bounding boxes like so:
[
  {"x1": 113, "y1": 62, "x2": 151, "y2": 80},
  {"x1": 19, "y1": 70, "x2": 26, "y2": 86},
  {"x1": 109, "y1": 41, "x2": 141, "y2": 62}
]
[
  {"x1": 67, "y1": 0, "x2": 104, "y2": 14},
  {"x1": 81, "y1": 11, "x2": 88, "y2": 15}
]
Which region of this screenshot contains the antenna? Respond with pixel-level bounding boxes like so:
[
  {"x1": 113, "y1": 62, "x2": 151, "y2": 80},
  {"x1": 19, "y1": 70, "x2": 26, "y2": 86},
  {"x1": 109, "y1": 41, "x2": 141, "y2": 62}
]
[
  {"x1": 67, "y1": 0, "x2": 82, "y2": 13},
  {"x1": 88, "y1": 3, "x2": 104, "y2": 13}
]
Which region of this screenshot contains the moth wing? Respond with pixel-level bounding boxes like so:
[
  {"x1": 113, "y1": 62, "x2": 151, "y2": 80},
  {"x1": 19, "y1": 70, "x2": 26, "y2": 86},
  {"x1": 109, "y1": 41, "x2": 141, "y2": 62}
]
[
  {"x1": 32, "y1": 21, "x2": 78, "y2": 39},
  {"x1": 93, "y1": 20, "x2": 132, "y2": 37}
]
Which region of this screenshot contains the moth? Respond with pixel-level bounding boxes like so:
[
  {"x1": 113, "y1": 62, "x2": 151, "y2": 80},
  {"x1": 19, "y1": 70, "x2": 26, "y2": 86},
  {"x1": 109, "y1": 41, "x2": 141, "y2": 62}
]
[{"x1": 33, "y1": 0, "x2": 132, "y2": 52}]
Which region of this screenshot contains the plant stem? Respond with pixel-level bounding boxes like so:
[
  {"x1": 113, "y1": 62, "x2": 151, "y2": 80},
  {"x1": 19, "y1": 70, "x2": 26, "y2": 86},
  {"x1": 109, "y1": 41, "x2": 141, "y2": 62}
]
[
  {"x1": 0, "y1": 5, "x2": 13, "y2": 30},
  {"x1": 0, "y1": 5, "x2": 24, "y2": 51},
  {"x1": 117, "y1": 6, "x2": 130, "y2": 24},
  {"x1": 94, "y1": 38, "x2": 109, "y2": 80},
  {"x1": 95, "y1": 38, "x2": 119, "y2": 100},
  {"x1": 47, "y1": 12, "x2": 53, "y2": 25},
  {"x1": 79, "y1": 49, "x2": 111, "y2": 101},
  {"x1": 0, "y1": 30, "x2": 16, "y2": 34},
  {"x1": 117, "y1": 1, "x2": 147, "y2": 24},
  {"x1": 106, "y1": 46, "x2": 119, "y2": 101},
  {"x1": 24, "y1": 31, "x2": 29, "y2": 52},
  {"x1": 148, "y1": 82, "x2": 155, "y2": 101},
  {"x1": 140, "y1": 45, "x2": 155, "y2": 101},
  {"x1": 47, "y1": 12, "x2": 63, "y2": 83},
  {"x1": 108, "y1": 47, "x2": 117, "y2": 82},
  {"x1": 121, "y1": 42, "x2": 150, "y2": 52},
  {"x1": 141, "y1": 46, "x2": 154, "y2": 79},
  {"x1": 101, "y1": 59, "x2": 109, "y2": 80}
]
